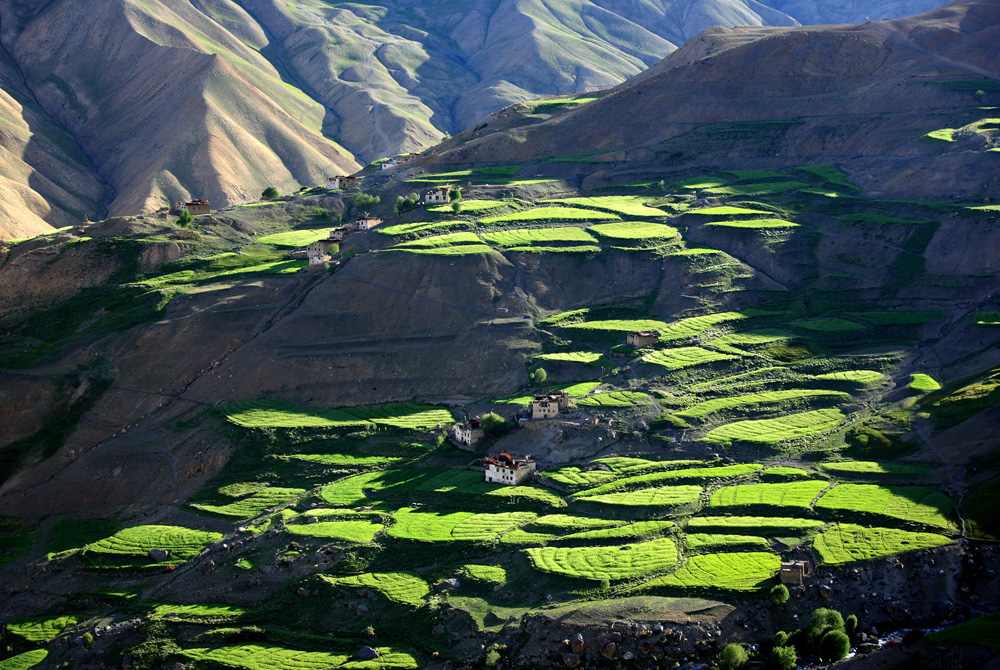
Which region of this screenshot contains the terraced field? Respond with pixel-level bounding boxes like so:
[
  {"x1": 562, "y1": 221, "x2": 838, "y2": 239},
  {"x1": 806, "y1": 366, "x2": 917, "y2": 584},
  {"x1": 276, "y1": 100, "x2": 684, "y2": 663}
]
[
  {"x1": 285, "y1": 520, "x2": 383, "y2": 542},
  {"x1": 540, "y1": 196, "x2": 670, "y2": 217},
  {"x1": 386, "y1": 508, "x2": 536, "y2": 542},
  {"x1": 677, "y1": 390, "x2": 850, "y2": 420},
  {"x1": 192, "y1": 487, "x2": 305, "y2": 519},
  {"x1": 708, "y1": 481, "x2": 829, "y2": 509},
  {"x1": 576, "y1": 391, "x2": 650, "y2": 407},
  {"x1": 705, "y1": 218, "x2": 799, "y2": 229},
  {"x1": 525, "y1": 537, "x2": 678, "y2": 581},
  {"x1": 533, "y1": 351, "x2": 612, "y2": 366},
  {"x1": 562, "y1": 319, "x2": 669, "y2": 333},
  {"x1": 85, "y1": 525, "x2": 223, "y2": 564},
  {"x1": 590, "y1": 222, "x2": 678, "y2": 240},
  {"x1": 574, "y1": 485, "x2": 703, "y2": 508},
  {"x1": 480, "y1": 207, "x2": 619, "y2": 224},
  {"x1": 685, "y1": 516, "x2": 825, "y2": 534},
  {"x1": 571, "y1": 464, "x2": 762, "y2": 497},
  {"x1": 180, "y1": 644, "x2": 419, "y2": 670},
  {"x1": 560, "y1": 520, "x2": 675, "y2": 542},
  {"x1": 818, "y1": 461, "x2": 931, "y2": 477},
  {"x1": 463, "y1": 564, "x2": 508, "y2": 583},
  {"x1": 322, "y1": 572, "x2": 430, "y2": 605},
  {"x1": 427, "y1": 200, "x2": 505, "y2": 213},
  {"x1": 812, "y1": 524, "x2": 952, "y2": 565},
  {"x1": 684, "y1": 534, "x2": 770, "y2": 550},
  {"x1": 6, "y1": 615, "x2": 82, "y2": 643},
  {"x1": 481, "y1": 227, "x2": 598, "y2": 247},
  {"x1": 815, "y1": 484, "x2": 955, "y2": 528},
  {"x1": 394, "y1": 232, "x2": 482, "y2": 248},
  {"x1": 701, "y1": 409, "x2": 846, "y2": 446},
  {"x1": 658, "y1": 312, "x2": 753, "y2": 341},
  {"x1": 0, "y1": 651, "x2": 48, "y2": 670},
  {"x1": 220, "y1": 400, "x2": 455, "y2": 431},
  {"x1": 641, "y1": 347, "x2": 738, "y2": 370},
  {"x1": 644, "y1": 552, "x2": 780, "y2": 591}
]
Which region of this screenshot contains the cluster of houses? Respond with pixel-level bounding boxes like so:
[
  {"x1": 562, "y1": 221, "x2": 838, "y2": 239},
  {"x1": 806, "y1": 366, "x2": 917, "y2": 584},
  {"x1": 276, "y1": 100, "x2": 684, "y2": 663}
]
[{"x1": 300, "y1": 214, "x2": 383, "y2": 267}]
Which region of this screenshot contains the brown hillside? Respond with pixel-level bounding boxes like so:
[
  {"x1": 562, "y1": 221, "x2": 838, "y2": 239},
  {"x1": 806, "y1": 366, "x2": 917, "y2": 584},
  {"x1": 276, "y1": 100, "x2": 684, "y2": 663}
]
[
  {"x1": 0, "y1": 0, "x2": 358, "y2": 220},
  {"x1": 431, "y1": 0, "x2": 1000, "y2": 199}
]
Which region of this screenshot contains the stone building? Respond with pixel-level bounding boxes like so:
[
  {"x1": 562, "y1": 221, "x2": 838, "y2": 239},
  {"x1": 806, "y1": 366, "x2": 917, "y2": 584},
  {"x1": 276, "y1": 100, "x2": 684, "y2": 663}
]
[
  {"x1": 178, "y1": 199, "x2": 210, "y2": 216},
  {"x1": 780, "y1": 560, "x2": 814, "y2": 584},
  {"x1": 327, "y1": 175, "x2": 358, "y2": 190},
  {"x1": 453, "y1": 418, "x2": 485, "y2": 446},
  {"x1": 355, "y1": 214, "x2": 383, "y2": 230},
  {"x1": 424, "y1": 187, "x2": 452, "y2": 204},
  {"x1": 306, "y1": 235, "x2": 339, "y2": 267},
  {"x1": 530, "y1": 390, "x2": 570, "y2": 419},
  {"x1": 627, "y1": 331, "x2": 660, "y2": 347},
  {"x1": 484, "y1": 453, "x2": 536, "y2": 486}
]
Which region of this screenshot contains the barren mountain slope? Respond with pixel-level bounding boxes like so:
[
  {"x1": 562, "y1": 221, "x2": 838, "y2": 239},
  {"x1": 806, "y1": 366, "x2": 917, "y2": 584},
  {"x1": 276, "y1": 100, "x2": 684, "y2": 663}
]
[
  {"x1": 0, "y1": 0, "x2": 359, "y2": 220},
  {"x1": 0, "y1": 42, "x2": 105, "y2": 239},
  {"x1": 430, "y1": 0, "x2": 1000, "y2": 199}
]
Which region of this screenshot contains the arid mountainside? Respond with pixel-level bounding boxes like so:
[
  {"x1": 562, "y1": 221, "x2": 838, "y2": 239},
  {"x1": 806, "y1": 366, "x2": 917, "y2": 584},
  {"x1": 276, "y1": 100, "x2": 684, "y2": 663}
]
[
  {"x1": 0, "y1": 0, "x2": 951, "y2": 239},
  {"x1": 0, "y1": 0, "x2": 359, "y2": 238},
  {"x1": 432, "y1": 0, "x2": 1000, "y2": 199}
]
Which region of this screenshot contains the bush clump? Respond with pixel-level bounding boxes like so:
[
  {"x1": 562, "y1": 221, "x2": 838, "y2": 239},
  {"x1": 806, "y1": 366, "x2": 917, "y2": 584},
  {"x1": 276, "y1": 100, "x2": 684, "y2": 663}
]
[
  {"x1": 819, "y1": 630, "x2": 850, "y2": 661},
  {"x1": 770, "y1": 583, "x2": 790, "y2": 605},
  {"x1": 718, "y1": 643, "x2": 748, "y2": 669}
]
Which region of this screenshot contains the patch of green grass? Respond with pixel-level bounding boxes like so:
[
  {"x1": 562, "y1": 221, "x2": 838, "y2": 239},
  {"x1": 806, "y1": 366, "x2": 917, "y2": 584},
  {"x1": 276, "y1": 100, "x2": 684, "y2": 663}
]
[
  {"x1": 685, "y1": 206, "x2": 771, "y2": 216},
  {"x1": 797, "y1": 166, "x2": 861, "y2": 190},
  {"x1": 400, "y1": 244, "x2": 492, "y2": 255},
  {"x1": 559, "y1": 382, "x2": 603, "y2": 397},
  {"x1": 791, "y1": 318, "x2": 866, "y2": 331},
  {"x1": 811, "y1": 523, "x2": 952, "y2": 565},
  {"x1": 685, "y1": 516, "x2": 825, "y2": 534},
  {"x1": 925, "y1": 128, "x2": 958, "y2": 141},
  {"x1": 6, "y1": 615, "x2": 82, "y2": 643},
  {"x1": 85, "y1": 525, "x2": 222, "y2": 564},
  {"x1": 818, "y1": 461, "x2": 932, "y2": 477},
  {"x1": 46, "y1": 518, "x2": 119, "y2": 559},
  {"x1": 690, "y1": 367, "x2": 787, "y2": 391},
  {"x1": 669, "y1": 248, "x2": 724, "y2": 256},
  {"x1": 929, "y1": 613, "x2": 1000, "y2": 650},
  {"x1": 684, "y1": 534, "x2": 770, "y2": 550},
  {"x1": 725, "y1": 169, "x2": 787, "y2": 180},
  {"x1": 812, "y1": 370, "x2": 884, "y2": 384},
  {"x1": 504, "y1": 244, "x2": 600, "y2": 253},
  {"x1": 527, "y1": 97, "x2": 601, "y2": 113},
  {"x1": 394, "y1": 232, "x2": 482, "y2": 248},
  {"x1": 219, "y1": 400, "x2": 454, "y2": 431},
  {"x1": 974, "y1": 311, "x2": 1000, "y2": 325},
  {"x1": 0, "y1": 650, "x2": 48, "y2": 670},
  {"x1": 540, "y1": 196, "x2": 670, "y2": 217},
  {"x1": 480, "y1": 207, "x2": 618, "y2": 224},
  {"x1": 560, "y1": 520, "x2": 674, "y2": 542},
  {"x1": 705, "y1": 218, "x2": 799, "y2": 229},
  {"x1": 562, "y1": 318, "x2": 668, "y2": 333},
  {"x1": 288, "y1": 454, "x2": 402, "y2": 467},
  {"x1": 704, "y1": 181, "x2": 809, "y2": 196},
  {"x1": 462, "y1": 564, "x2": 507, "y2": 584},
  {"x1": 643, "y1": 552, "x2": 779, "y2": 591},
  {"x1": 702, "y1": 409, "x2": 846, "y2": 446},
  {"x1": 678, "y1": 390, "x2": 850, "y2": 419},
  {"x1": 386, "y1": 508, "x2": 536, "y2": 542},
  {"x1": 258, "y1": 229, "x2": 336, "y2": 248},
  {"x1": 708, "y1": 481, "x2": 829, "y2": 509},
  {"x1": 378, "y1": 220, "x2": 470, "y2": 236},
  {"x1": 321, "y1": 571, "x2": 430, "y2": 606},
  {"x1": 659, "y1": 311, "x2": 762, "y2": 341},
  {"x1": 191, "y1": 487, "x2": 305, "y2": 519},
  {"x1": 674, "y1": 177, "x2": 728, "y2": 189},
  {"x1": 800, "y1": 188, "x2": 859, "y2": 198},
  {"x1": 705, "y1": 329, "x2": 793, "y2": 348},
  {"x1": 319, "y1": 472, "x2": 383, "y2": 506},
  {"x1": 481, "y1": 227, "x2": 598, "y2": 247},
  {"x1": 576, "y1": 391, "x2": 651, "y2": 407},
  {"x1": 815, "y1": 484, "x2": 955, "y2": 528},
  {"x1": 590, "y1": 221, "x2": 678, "y2": 241},
  {"x1": 285, "y1": 520, "x2": 383, "y2": 542},
  {"x1": 427, "y1": 200, "x2": 505, "y2": 214},
  {"x1": 181, "y1": 644, "x2": 417, "y2": 670},
  {"x1": 525, "y1": 537, "x2": 678, "y2": 581},
  {"x1": 533, "y1": 515, "x2": 624, "y2": 530},
  {"x1": 573, "y1": 485, "x2": 703, "y2": 508},
  {"x1": 348, "y1": 470, "x2": 564, "y2": 509},
  {"x1": 641, "y1": 347, "x2": 738, "y2": 370},
  {"x1": 761, "y1": 467, "x2": 812, "y2": 479},
  {"x1": 571, "y1": 464, "x2": 762, "y2": 498},
  {"x1": 152, "y1": 604, "x2": 250, "y2": 619}
]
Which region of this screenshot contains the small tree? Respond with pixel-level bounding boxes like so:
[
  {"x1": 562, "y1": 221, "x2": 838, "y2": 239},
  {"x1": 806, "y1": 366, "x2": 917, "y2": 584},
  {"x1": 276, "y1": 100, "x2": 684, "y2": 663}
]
[
  {"x1": 449, "y1": 188, "x2": 462, "y2": 202},
  {"x1": 177, "y1": 210, "x2": 194, "y2": 227},
  {"x1": 394, "y1": 196, "x2": 408, "y2": 216},
  {"x1": 480, "y1": 412, "x2": 509, "y2": 439},
  {"x1": 771, "y1": 645, "x2": 796, "y2": 670},
  {"x1": 261, "y1": 186, "x2": 280, "y2": 200},
  {"x1": 353, "y1": 193, "x2": 380, "y2": 208},
  {"x1": 810, "y1": 608, "x2": 845, "y2": 640},
  {"x1": 718, "y1": 643, "x2": 748, "y2": 670},
  {"x1": 770, "y1": 583, "x2": 790, "y2": 605},
  {"x1": 531, "y1": 368, "x2": 547, "y2": 385},
  {"x1": 773, "y1": 631, "x2": 789, "y2": 648},
  {"x1": 451, "y1": 200, "x2": 463, "y2": 214},
  {"x1": 845, "y1": 614, "x2": 858, "y2": 637},
  {"x1": 819, "y1": 630, "x2": 850, "y2": 662}
]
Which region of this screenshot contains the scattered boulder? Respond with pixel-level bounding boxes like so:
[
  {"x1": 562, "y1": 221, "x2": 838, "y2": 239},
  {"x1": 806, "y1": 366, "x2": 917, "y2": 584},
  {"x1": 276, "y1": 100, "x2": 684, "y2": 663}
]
[
  {"x1": 438, "y1": 578, "x2": 461, "y2": 590},
  {"x1": 148, "y1": 549, "x2": 170, "y2": 563},
  {"x1": 885, "y1": 600, "x2": 913, "y2": 622},
  {"x1": 819, "y1": 584, "x2": 834, "y2": 600},
  {"x1": 356, "y1": 604, "x2": 369, "y2": 615},
  {"x1": 600, "y1": 642, "x2": 617, "y2": 659},
  {"x1": 297, "y1": 588, "x2": 310, "y2": 597},
  {"x1": 356, "y1": 646, "x2": 380, "y2": 661},
  {"x1": 562, "y1": 652, "x2": 581, "y2": 668},
  {"x1": 570, "y1": 633, "x2": 585, "y2": 654}
]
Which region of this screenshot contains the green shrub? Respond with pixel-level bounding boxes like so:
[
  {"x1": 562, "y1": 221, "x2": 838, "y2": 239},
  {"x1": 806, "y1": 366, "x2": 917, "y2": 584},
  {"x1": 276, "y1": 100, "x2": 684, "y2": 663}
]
[
  {"x1": 531, "y1": 368, "x2": 547, "y2": 384},
  {"x1": 719, "y1": 643, "x2": 748, "y2": 669},
  {"x1": 177, "y1": 210, "x2": 194, "y2": 227},
  {"x1": 810, "y1": 608, "x2": 845, "y2": 639},
  {"x1": 774, "y1": 631, "x2": 789, "y2": 647},
  {"x1": 771, "y1": 645, "x2": 796, "y2": 670},
  {"x1": 845, "y1": 614, "x2": 859, "y2": 637},
  {"x1": 261, "y1": 186, "x2": 280, "y2": 200},
  {"x1": 354, "y1": 193, "x2": 380, "y2": 208},
  {"x1": 819, "y1": 630, "x2": 851, "y2": 661},
  {"x1": 771, "y1": 583, "x2": 790, "y2": 605},
  {"x1": 480, "y1": 412, "x2": 509, "y2": 438}
]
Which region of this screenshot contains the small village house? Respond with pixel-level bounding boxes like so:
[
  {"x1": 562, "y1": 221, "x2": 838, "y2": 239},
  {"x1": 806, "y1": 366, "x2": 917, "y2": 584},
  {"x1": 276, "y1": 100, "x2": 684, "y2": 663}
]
[
  {"x1": 453, "y1": 418, "x2": 485, "y2": 446},
  {"x1": 306, "y1": 234, "x2": 340, "y2": 267},
  {"x1": 381, "y1": 158, "x2": 398, "y2": 171},
  {"x1": 484, "y1": 452, "x2": 536, "y2": 486},
  {"x1": 530, "y1": 390, "x2": 570, "y2": 419},
  {"x1": 174, "y1": 199, "x2": 211, "y2": 216},
  {"x1": 355, "y1": 214, "x2": 383, "y2": 230},
  {"x1": 327, "y1": 175, "x2": 358, "y2": 190},
  {"x1": 424, "y1": 186, "x2": 452, "y2": 205},
  {"x1": 328, "y1": 227, "x2": 349, "y2": 242},
  {"x1": 780, "y1": 560, "x2": 814, "y2": 584},
  {"x1": 627, "y1": 331, "x2": 660, "y2": 347}
]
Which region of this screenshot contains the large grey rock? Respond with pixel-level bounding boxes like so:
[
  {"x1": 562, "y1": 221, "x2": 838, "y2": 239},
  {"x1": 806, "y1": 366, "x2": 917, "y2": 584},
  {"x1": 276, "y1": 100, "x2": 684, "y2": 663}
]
[
  {"x1": 147, "y1": 549, "x2": 170, "y2": 562},
  {"x1": 356, "y1": 646, "x2": 379, "y2": 660}
]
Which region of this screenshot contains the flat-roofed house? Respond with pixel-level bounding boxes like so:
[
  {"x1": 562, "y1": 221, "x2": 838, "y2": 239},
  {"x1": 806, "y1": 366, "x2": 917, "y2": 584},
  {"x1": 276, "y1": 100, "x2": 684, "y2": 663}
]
[
  {"x1": 484, "y1": 453, "x2": 536, "y2": 485},
  {"x1": 627, "y1": 331, "x2": 660, "y2": 347}
]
